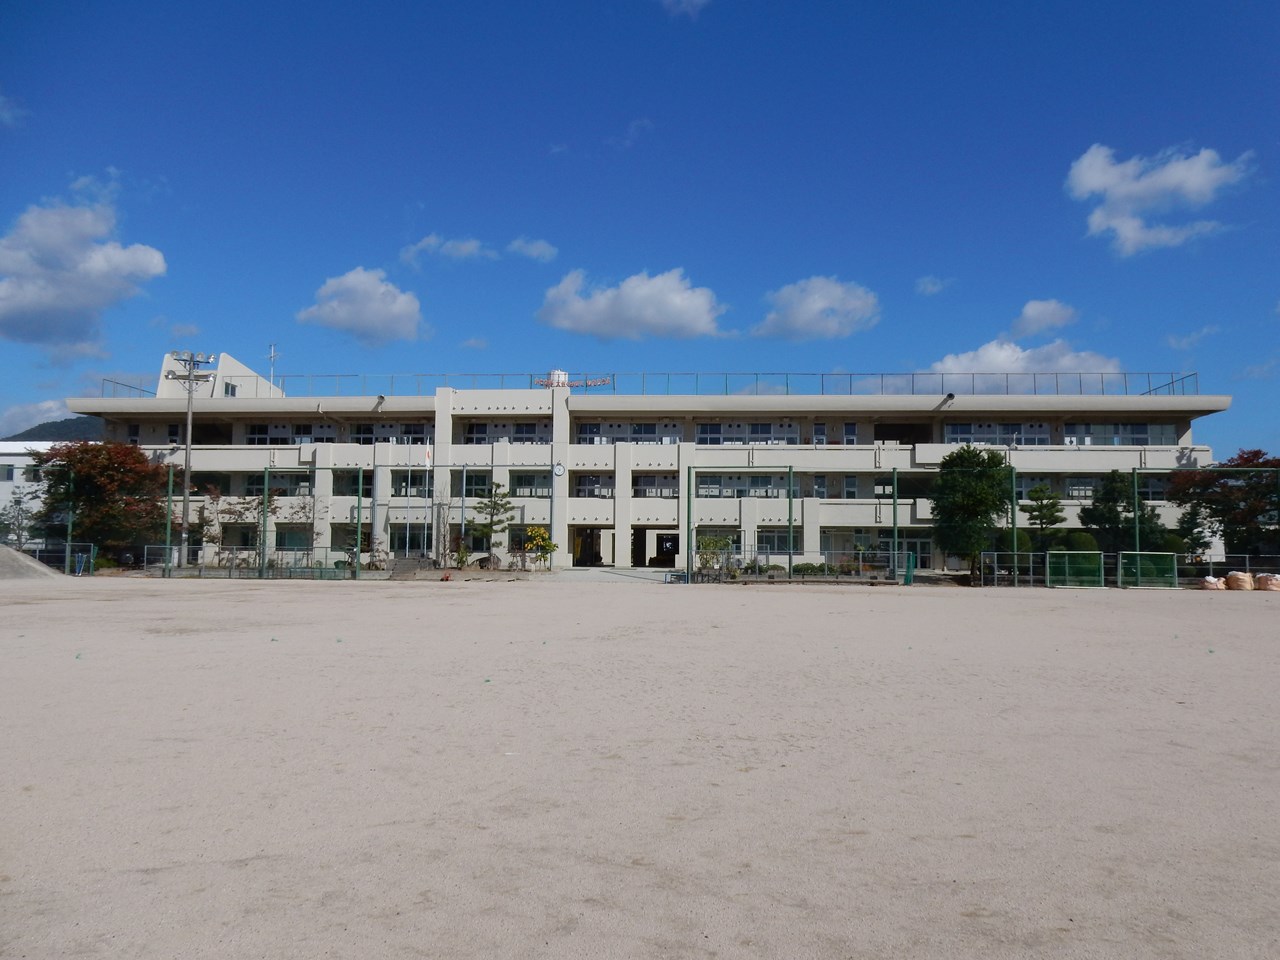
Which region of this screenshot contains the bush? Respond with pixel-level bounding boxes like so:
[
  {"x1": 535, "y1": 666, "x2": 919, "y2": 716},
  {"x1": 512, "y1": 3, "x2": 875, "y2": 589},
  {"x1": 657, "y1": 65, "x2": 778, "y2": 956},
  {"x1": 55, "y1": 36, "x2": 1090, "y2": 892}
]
[
  {"x1": 1062, "y1": 531, "x2": 1099, "y2": 552},
  {"x1": 741, "y1": 561, "x2": 786, "y2": 576},
  {"x1": 792, "y1": 562, "x2": 832, "y2": 576}
]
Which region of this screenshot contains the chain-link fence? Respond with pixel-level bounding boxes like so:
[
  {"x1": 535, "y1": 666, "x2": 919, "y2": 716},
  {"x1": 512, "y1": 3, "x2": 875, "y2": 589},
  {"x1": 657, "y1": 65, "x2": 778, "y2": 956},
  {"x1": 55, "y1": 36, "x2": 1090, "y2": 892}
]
[{"x1": 979, "y1": 552, "x2": 1280, "y2": 588}]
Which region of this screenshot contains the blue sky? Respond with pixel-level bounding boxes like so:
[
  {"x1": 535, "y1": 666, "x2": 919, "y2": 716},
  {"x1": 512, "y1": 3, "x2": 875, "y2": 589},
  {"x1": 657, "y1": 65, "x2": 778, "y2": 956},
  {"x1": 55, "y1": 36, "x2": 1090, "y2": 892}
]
[{"x1": 1, "y1": 0, "x2": 1276, "y2": 453}]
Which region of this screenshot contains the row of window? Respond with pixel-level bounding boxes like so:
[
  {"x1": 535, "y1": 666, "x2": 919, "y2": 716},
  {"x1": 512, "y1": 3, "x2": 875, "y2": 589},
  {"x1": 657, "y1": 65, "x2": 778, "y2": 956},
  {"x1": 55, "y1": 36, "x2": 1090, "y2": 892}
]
[
  {"x1": 120, "y1": 418, "x2": 1184, "y2": 448},
  {"x1": 185, "y1": 469, "x2": 1173, "y2": 502}
]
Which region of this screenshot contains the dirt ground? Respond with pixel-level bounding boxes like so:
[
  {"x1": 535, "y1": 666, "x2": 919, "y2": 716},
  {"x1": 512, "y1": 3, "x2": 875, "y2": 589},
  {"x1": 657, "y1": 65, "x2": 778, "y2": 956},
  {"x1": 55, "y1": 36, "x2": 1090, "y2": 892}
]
[{"x1": 2, "y1": 577, "x2": 1277, "y2": 959}]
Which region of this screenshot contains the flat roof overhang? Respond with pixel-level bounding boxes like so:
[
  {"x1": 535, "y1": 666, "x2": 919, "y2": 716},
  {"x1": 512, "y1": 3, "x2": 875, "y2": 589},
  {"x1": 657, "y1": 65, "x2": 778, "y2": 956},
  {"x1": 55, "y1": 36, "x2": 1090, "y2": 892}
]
[{"x1": 67, "y1": 396, "x2": 438, "y2": 419}]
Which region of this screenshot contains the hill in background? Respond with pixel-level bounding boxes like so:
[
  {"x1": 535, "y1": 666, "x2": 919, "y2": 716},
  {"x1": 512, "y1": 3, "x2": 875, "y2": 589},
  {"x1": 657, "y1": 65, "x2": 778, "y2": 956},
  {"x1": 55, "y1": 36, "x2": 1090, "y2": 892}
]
[{"x1": 3, "y1": 417, "x2": 104, "y2": 442}]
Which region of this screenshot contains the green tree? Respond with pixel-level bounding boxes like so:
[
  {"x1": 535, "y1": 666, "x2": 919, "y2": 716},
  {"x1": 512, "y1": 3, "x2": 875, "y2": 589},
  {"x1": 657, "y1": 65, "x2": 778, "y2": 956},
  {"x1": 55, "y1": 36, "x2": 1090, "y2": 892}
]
[
  {"x1": 1079, "y1": 470, "x2": 1167, "y2": 553},
  {"x1": 929, "y1": 445, "x2": 1011, "y2": 580},
  {"x1": 0, "y1": 493, "x2": 40, "y2": 548},
  {"x1": 469, "y1": 481, "x2": 516, "y2": 564},
  {"x1": 1020, "y1": 484, "x2": 1065, "y2": 551},
  {"x1": 1167, "y1": 449, "x2": 1280, "y2": 555},
  {"x1": 32, "y1": 441, "x2": 170, "y2": 550},
  {"x1": 1174, "y1": 502, "x2": 1212, "y2": 558}
]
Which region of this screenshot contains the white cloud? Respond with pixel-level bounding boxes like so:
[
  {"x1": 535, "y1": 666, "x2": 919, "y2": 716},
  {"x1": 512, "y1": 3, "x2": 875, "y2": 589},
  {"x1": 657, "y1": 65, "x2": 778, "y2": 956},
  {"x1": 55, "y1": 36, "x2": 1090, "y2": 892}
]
[
  {"x1": 0, "y1": 399, "x2": 71, "y2": 437},
  {"x1": 661, "y1": 0, "x2": 711, "y2": 17},
  {"x1": 507, "y1": 236, "x2": 558, "y2": 262},
  {"x1": 400, "y1": 233, "x2": 498, "y2": 266},
  {"x1": 0, "y1": 181, "x2": 166, "y2": 350},
  {"x1": 915, "y1": 275, "x2": 950, "y2": 296},
  {"x1": 1166, "y1": 324, "x2": 1219, "y2": 351},
  {"x1": 0, "y1": 91, "x2": 27, "y2": 128},
  {"x1": 460, "y1": 337, "x2": 487, "y2": 350},
  {"x1": 296, "y1": 267, "x2": 422, "y2": 346},
  {"x1": 752, "y1": 276, "x2": 879, "y2": 340},
  {"x1": 1238, "y1": 357, "x2": 1277, "y2": 381},
  {"x1": 930, "y1": 338, "x2": 1121, "y2": 375},
  {"x1": 608, "y1": 118, "x2": 654, "y2": 149},
  {"x1": 537, "y1": 268, "x2": 725, "y2": 340},
  {"x1": 1010, "y1": 299, "x2": 1076, "y2": 338},
  {"x1": 1066, "y1": 143, "x2": 1252, "y2": 256},
  {"x1": 169, "y1": 322, "x2": 201, "y2": 339}
]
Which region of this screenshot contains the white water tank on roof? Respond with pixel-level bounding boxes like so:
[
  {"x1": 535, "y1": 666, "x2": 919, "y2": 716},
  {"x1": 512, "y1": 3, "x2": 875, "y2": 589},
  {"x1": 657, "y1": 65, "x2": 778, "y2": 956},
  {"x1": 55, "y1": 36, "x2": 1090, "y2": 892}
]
[{"x1": 547, "y1": 369, "x2": 570, "y2": 387}]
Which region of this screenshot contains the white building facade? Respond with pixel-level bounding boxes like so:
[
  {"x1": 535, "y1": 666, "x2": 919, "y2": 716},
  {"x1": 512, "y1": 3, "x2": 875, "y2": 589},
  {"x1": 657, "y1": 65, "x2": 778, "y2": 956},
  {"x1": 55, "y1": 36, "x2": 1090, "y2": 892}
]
[{"x1": 67, "y1": 356, "x2": 1230, "y2": 571}]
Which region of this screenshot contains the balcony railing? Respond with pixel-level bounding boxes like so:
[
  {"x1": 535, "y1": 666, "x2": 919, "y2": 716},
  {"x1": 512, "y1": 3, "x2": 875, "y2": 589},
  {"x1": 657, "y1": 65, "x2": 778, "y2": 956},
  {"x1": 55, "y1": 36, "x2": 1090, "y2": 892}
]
[{"x1": 116, "y1": 370, "x2": 1201, "y2": 399}]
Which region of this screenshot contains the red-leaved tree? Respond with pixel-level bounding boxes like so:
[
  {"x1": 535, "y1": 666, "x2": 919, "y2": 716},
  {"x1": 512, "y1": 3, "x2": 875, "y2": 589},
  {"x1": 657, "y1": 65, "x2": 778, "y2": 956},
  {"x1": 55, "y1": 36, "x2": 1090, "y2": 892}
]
[{"x1": 31, "y1": 441, "x2": 171, "y2": 550}]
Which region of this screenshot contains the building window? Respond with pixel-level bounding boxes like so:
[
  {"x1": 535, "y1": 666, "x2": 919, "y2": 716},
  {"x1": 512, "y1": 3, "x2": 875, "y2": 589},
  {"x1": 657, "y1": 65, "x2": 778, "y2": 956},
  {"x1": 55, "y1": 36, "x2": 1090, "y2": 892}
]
[
  {"x1": 127, "y1": 424, "x2": 140, "y2": 445},
  {"x1": 333, "y1": 470, "x2": 374, "y2": 498},
  {"x1": 1138, "y1": 475, "x2": 1170, "y2": 500},
  {"x1": 1015, "y1": 475, "x2": 1052, "y2": 500},
  {"x1": 631, "y1": 422, "x2": 658, "y2": 443},
  {"x1": 275, "y1": 526, "x2": 313, "y2": 550},
  {"x1": 755, "y1": 528, "x2": 796, "y2": 554},
  {"x1": 576, "y1": 422, "x2": 605, "y2": 444},
  {"x1": 390, "y1": 524, "x2": 431, "y2": 556},
  {"x1": 392, "y1": 470, "x2": 433, "y2": 498},
  {"x1": 1064, "y1": 423, "x2": 1177, "y2": 446},
  {"x1": 812, "y1": 475, "x2": 827, "y2": 499},
  {"x1": 813, "y1": 423, "x2": 827, "y2": 445},
  {"x1": 0, "y1": 465, "x2": 13, "y2": 482},
  {"x1": 880, "y1": 534, "x2": 934, "y2": 569},
  {"x1": 293, "y1": 423, "x2": 314, "y2": 443},
  {"x1": 247, "y1": 472, "x2": 312, "y2": 497},
  {"x1": 514, "y1": 423, "x2": 540, "y2": 444},
  {"x1": 1065, "y1": 476, "x2": 1096, "y2": 499},
  {"x1": 697, "y1": 474, "x2": 723, "y2": 497},
  {"x1": 246, "y1": 424, "x2": 269, "y2": 445},
  {"x1": 400, "y1": 423, "x2": 428, "y2": 445},
  {"x1": 511, "y1": 472, "x2": 551, "y2": 497},
  {"x1": 749, "y1": 422, "x2": 772, "y2": 442},
  {"x1": 462, "y1": 471, "x2": 491, "y2": 498},
  {"x1": 464, "y1": 423, "x2": 488, "y2": 445},
  {"x1": 23, "y1": 467, "x2": 41, "y2": 483},
  {"x1": 696, "y1": 423, "x2": 722, "y2": 445},
  {"x1": 573, "y1": 474, "x2": 613, "y2": 498},
  {"x1": 632, "y1": 474, "x2": 677, "y2": 498},
  {"x1": 223, "y1": 382, "x2": 237, "y2": 398},
  {"x1": 946, "y1": 422, "x2": 1049, "y2": 445},
  {"x1": 168, "y1": 423, "x2": 182, "y2": 444},
  {"x1": 843, "y1": 476, "x2": 859, "y2": 499},
  {"x1": 843, "y1": 422, "x2": 858, "y2": 445},
  {"x1": 352, "y1": 424, "x2": 375, "y2": 445}
]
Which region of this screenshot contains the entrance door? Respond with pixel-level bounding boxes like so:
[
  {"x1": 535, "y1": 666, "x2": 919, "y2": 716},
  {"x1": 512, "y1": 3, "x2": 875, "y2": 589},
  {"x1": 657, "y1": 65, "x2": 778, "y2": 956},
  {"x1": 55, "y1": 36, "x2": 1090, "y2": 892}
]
[
  {"x1": 631, "y1": 528, "x2": 646, "y2": 567},
  {"x1": 573, "y1": 527, "x2": 603, "y2": 566}
]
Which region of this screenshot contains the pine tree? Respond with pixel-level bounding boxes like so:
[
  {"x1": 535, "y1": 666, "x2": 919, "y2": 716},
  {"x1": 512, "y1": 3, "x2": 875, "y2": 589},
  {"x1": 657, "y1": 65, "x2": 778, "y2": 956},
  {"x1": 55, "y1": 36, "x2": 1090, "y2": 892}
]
[
  {"x1": 929, "y1": 445, "x2": 1011, "y2": 580},
  {"x1": 469, "y1": 481, "x2": 516, "y2": 564},
  {"x1": 1020, "y1": 484, "x2": 1065, "y2": 551}
]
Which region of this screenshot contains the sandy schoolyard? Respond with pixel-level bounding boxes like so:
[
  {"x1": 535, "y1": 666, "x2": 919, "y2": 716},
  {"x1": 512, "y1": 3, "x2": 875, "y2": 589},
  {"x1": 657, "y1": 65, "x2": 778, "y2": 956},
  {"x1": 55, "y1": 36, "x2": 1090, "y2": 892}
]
[{"x1": 1, "y1": 576, "x2": 1277, "y2": 959}]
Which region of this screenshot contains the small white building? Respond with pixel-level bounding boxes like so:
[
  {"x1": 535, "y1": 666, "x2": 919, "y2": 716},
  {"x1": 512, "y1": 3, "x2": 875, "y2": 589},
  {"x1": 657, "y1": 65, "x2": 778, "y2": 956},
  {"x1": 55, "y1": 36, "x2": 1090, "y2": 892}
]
[
  {"x1": 66, "y1": 355, "x2": 1230, "y2": 570},
  {"x1": 0, "y1": 442, "x2": 55, "y2": 549}
]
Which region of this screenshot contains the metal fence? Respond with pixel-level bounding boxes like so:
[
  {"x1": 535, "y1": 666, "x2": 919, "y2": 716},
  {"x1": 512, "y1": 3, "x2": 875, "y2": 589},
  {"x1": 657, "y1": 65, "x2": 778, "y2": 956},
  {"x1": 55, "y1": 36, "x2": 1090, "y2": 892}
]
[
  {"x1": 979, "y1": 552, "x2": 1280, "y2": 588},
  {"x1": 692, "y1": 549, "x2": 916, "y2": 583},
  {"x1": 206, "y1": 370, "x2": 1201, "y2": 399},
  {"x1": 25, "y1": 543, "x2": 98, "y2": 575},
  {"x1": 140, "y1": 544, "x2": 400, "y2": 579}
]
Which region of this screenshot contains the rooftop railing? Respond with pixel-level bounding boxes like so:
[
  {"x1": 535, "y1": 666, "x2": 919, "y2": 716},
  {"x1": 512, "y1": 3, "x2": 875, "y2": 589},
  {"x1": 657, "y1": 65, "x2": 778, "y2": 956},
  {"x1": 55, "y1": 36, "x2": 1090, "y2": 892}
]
[{"x1": 98, "y1": 370, "x2": 1201, "y2": 399}]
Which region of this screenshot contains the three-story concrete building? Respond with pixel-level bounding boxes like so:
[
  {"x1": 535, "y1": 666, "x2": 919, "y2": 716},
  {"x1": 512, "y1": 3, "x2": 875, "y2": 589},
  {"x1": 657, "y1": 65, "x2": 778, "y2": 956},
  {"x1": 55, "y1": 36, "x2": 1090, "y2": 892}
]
[{"x1": 67, "y1": 355, "x2": 1230, "y2": 571}]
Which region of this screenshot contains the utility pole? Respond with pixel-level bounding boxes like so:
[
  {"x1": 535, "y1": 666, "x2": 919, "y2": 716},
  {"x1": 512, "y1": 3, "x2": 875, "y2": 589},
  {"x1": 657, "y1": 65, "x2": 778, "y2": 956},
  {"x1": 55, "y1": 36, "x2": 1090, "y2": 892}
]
[{"x1": 164, "y1": 351, "x2": 217, "y2": 567}]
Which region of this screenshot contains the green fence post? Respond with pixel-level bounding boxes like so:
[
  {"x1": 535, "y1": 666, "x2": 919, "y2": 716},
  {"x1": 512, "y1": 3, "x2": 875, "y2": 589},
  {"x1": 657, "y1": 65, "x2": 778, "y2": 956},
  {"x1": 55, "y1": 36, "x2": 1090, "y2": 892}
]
[
  {"x1": 164, "y1": 465, "x2": 174, "y2": 578},
  {"x1": 1131, "y1": 467, "x2": 1140, "y2": 552}
]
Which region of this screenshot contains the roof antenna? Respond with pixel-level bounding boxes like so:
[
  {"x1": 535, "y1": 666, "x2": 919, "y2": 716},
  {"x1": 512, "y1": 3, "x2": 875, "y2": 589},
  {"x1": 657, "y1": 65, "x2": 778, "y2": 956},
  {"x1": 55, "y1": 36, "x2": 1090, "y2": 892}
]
[{"x1": 267, "y1": 343, "x2": 280, "y2": 387}]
